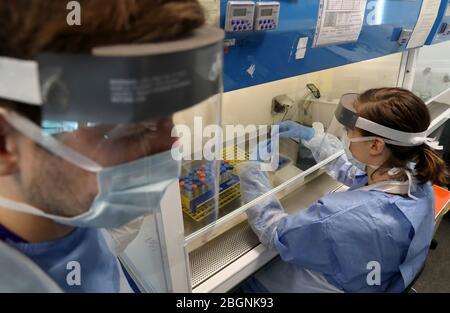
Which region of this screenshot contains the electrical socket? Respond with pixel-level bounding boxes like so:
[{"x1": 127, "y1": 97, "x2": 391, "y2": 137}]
[{"x1": 272, "y1": 94, "x2": 294, "y2": 115}]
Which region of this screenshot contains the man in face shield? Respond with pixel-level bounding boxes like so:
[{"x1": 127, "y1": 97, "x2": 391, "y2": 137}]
[{"x1": 0, "y1": 0, "x2": 223, "y2": 292}]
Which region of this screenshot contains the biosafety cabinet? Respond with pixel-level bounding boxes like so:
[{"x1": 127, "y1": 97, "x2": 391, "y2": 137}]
[{"x1": 120, "y1": 0, "x2": 450, "y2": 292}]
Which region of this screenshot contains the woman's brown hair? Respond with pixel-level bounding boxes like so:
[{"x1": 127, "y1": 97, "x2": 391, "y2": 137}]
[{"x1": 356, "y1": 87, "x2": 449, "y2": 186}]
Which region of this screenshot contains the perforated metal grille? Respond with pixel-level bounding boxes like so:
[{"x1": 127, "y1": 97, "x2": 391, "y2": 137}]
[{"x1": 189, "y1": 222, "x2": 259, "y2": 288}]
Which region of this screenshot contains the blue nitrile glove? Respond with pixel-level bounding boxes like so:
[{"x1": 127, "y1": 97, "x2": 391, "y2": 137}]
[{"x1": 278, "y1": 120, "x2": 315, "y2": 141}]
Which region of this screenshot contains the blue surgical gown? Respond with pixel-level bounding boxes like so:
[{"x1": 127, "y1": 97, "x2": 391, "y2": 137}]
[
  {"x1": 0, "y1": 225, "x2": 124, "y2": 293},
  {"x1": 238, "y1": 132, "x2": 435, "y2": 293}
]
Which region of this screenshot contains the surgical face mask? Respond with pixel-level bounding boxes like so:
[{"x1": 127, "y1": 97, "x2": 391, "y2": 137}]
[
  {"x1": 50, "y1": 150, "x2": 181, "y2": 228},
  {"x1": 0, "y1": 109, "x2": 186, "y2": 228},
  {"x1": 0, "y1": 147, "x2": 181, "y2": 228},
  {"x1": 342, "y1": 132, "x2": 379, "y2": 172}
]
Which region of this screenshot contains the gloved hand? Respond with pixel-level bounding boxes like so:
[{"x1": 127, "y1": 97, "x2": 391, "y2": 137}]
[
  {"x1": 278, "y1": 120, "x2": 315, "y2": 141},
  {"x1": 236, "y1": 162, "x2": 287, "y2": 249},
  {"x1": 236, "y1": 161, "x2": 272, "y2": 203}
]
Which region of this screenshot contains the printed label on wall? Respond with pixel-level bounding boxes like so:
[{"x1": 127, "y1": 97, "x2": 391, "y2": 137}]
[
  {"x1": 313, "y1": 0, "x2": 368, "y2": 47},
  {"x1": 407, "y1": 0, "x2": 441, "y2": 49}
]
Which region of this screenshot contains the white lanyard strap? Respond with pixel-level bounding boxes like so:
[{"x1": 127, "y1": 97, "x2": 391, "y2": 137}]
[{"x1": 358, "y1": 170, "x2": 419, "y2": 201}]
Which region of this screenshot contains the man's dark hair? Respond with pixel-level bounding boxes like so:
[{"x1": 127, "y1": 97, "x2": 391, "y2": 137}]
[{"x1": 0, "y1": 0, "x2": 206, "y2": 122}]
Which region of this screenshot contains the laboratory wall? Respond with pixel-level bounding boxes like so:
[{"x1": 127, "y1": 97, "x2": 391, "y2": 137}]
[
  {"x1": 222, "y1": 52, "x2": 403, "y2": 127},
  {"x1": 219, "y1": 0, "x2": 426, "y2": 91}
]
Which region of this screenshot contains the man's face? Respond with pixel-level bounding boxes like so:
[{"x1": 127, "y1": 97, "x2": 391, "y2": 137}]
[{"x1": 17, "y1": 117, "x2": 177, "y2": 218}]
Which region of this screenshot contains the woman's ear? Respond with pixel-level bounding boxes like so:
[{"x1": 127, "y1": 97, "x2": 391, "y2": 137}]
[
  {"x1": 369, "y1": 138, "x2": 386, "y2": 157},
  {"x1": 0, "y1": 116, "x2": 19, "y2": 175}
]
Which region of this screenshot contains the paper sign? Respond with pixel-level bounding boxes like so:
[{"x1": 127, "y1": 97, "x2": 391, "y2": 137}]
[
  {"x1": 313, "y1": 0, "x2": 367, "y2": 47},
  {"x1": 297, "y1": 37, "x2": 309, "y2": 49},
  {"x1": 295, "y1": 37, "x2": 309, "y2": 59},
  {"x1": 295, "y1": 49, "x2": 307, "y2": 60},
  {"x1": 407, "y1": 0, "x2": 441, "y2": 49}
]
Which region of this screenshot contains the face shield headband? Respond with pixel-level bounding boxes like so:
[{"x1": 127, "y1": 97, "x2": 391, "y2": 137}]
[
  {"x1": 335, "y1": 93, "x2": 443, "y2": 150},
  {"x1": 0, "y1": 26, "x2": 224, "y2": 132},
  {"x1": 0, "y1": 25, "x2": 224, "y2": 170}
]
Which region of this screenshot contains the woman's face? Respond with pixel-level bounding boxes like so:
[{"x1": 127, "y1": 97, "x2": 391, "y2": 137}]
[
  {"x1": 346, "y1": 127, "x2": 391, "y2": 170},
  {"x1": 344, "y1": 100, "x2": 391, "y2": 169}
]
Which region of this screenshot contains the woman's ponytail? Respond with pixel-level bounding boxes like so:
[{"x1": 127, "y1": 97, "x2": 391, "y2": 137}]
[{"x1": 415, "y1": 145, "x2": 449, "y2": 186}]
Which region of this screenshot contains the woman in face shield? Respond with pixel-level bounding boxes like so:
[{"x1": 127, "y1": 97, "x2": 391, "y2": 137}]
[
  {"x1": 238, "y1": 87, "x2": 449, "y2": 293},
  {"x1": 0, "y1": 0, "x2": 223, "y2": 293}
]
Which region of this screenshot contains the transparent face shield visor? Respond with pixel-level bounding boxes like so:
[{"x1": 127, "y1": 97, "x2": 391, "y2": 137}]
[
  {"x1": 334, "y1": 93, "x2": 442, "y2": 149},
  {"x1": 0, "y1": 26, "x2": 225, "y2": 230}
]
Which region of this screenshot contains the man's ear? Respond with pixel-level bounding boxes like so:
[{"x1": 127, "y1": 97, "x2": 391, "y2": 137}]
[{"x1": 0, "y1": 116, "x2": 19, "y2": 175}]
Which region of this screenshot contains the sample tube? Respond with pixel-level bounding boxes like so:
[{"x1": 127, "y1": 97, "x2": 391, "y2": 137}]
[
  {"x1": 185, "y1": 184, "x2": 193, "y2": 200},
  {"x1": 179, "y1": 180, "x2": 185, "y2": 196},
  {"x1": 192, "y1": 184, "x2": 199, "y2": 198}
]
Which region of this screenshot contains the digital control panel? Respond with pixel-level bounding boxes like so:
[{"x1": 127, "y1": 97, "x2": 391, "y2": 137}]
[
  {"x1": 254, "y1": 2, "x2": 280, "y2": 31},
  {"x1": 225, "y1": 1, "x2": 256, "y2": 32},
  {"x1": 225, "y1": 1, "x2": 280, "y2": 32}
]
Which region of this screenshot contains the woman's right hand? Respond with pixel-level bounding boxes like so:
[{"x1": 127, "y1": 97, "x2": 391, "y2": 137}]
[{"x1": 278, "y1": 121, "x2": 315, "y2": 140}]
